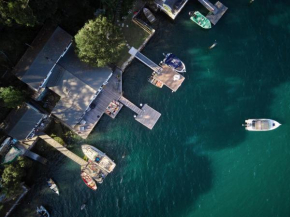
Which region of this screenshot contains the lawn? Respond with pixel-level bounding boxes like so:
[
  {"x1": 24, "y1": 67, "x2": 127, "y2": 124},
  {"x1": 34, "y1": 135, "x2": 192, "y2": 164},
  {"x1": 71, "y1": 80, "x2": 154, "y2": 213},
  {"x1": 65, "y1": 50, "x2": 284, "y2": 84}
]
[{"x1": 116, "y1": 12, "x2": 151, "y2": 68}]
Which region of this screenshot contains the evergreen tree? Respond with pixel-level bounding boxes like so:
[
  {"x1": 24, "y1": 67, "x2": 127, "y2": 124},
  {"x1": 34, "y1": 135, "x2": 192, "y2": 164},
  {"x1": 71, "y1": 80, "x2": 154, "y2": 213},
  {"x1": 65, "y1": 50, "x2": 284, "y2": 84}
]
[
  {"x1": 0, "y1": 86, "x2": 26, "y2": 108},
  {"x1": 75, "y1": 16, "x2": 125, "y2": 67},
  {"x1": 0, "y1": 0, "x2": 37, "y2": 27}
]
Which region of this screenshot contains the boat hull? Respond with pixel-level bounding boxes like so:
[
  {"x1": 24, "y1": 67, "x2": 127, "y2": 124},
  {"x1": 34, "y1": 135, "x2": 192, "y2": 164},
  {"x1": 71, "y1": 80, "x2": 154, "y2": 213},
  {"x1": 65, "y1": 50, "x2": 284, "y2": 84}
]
[
  {"x1": 82, "y1": 144, "x2": 116, "y2": 173},
  {"x1": 189, "y1": 11, "x2": 211, "y2": 29},
  {"x1": 81, "y1": 171, "x2": 97, "y2": 190},
  {"x1": 244, "y1": 119, "x2": 281, "y2": 131},
  {"x1": 162, "y1": 53, "x2": 186, "y2": 73},
  {"x1": 143, "y1": 8, "x2": 156, "y2": 23},
  {"x1": 47, "y1": 178, "x2": 59, "y2": 195}
]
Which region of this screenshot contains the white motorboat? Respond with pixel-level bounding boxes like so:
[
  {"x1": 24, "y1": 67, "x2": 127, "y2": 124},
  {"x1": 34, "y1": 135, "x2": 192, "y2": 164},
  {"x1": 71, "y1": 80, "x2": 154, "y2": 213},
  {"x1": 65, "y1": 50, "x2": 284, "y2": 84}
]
[
  {"x1": 82, "y1": 144, "x2": 116, "y2": 173},
  {"x1": 243, "y1": 119, "x2": 281, "y2": 131}
]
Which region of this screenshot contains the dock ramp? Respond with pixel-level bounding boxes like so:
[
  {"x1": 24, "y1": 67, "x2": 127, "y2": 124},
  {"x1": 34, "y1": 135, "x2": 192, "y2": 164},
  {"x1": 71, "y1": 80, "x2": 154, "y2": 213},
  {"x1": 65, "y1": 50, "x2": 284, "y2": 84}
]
[
  {"x1": 129, "y1": 47, "x2": 162, "y2": 74},
  {"x1": 14, "y1": 143, "x2": 47, "y2": 165}
]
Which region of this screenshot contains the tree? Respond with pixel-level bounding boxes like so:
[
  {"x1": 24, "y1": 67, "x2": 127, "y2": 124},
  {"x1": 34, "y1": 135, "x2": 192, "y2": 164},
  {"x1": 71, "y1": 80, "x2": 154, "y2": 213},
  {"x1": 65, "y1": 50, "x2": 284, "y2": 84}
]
[
  {"x1": 0, "y1": 86, "x2": 26, "y2": 108},
  {"x1": 1, "y1": 163, "x2": 25, "y2": 196},
  {"x1": 0, "y1": 0, "x2": 37, "y2": 27},
  {"x1": 75, "y1": 16, "x2": 125, "y2": 67}
]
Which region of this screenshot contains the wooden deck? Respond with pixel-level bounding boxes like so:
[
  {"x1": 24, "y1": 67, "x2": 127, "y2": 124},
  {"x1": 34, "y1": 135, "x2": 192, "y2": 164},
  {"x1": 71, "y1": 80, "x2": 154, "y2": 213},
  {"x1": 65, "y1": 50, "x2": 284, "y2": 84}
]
[
  {"x1": 119, "y1": 96, "x2": 161, "y2": 129},
  {"x1": 154, "y1": 64, "x2": 185, "y2": 92},
  {"x1": 39, "y1": 134, "x2": 87, "y2": 166},
  {"x1": 206, "y1": 1, "x2": 228, "y2": 25},
  {"x1": 76, "y1": 68, "x2": 123, "y2": 139},
  {"x1": 135, "y1": 104, "x2": 161, "y2": 130}
]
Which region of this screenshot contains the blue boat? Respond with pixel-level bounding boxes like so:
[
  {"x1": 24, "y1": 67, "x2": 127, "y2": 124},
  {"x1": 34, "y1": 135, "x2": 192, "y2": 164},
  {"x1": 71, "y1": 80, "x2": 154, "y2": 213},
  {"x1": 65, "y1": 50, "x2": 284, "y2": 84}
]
[{"x1": 162, "y1": 53, "x2": 186, "y2": 73}]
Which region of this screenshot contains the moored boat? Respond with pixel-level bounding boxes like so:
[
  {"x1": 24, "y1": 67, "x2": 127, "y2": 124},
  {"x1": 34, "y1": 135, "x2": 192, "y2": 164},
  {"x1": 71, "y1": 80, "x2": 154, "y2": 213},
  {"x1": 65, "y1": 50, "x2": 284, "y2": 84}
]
[
  {"x1": 36, "y1": 206, "x2": 50, "y2": 217},
  {"x1": 47, "y1": 178, "x2": 59, "y2": 195},
  {"x1": 189, "y1": 11, "x2": 211, "y2": 29},
  {"x1": 143, "y1": 8, "x2": 156, "y2": 23},
  {"x1": 148, "y1": 74, "x2": 163, "y2": 88},
  {"x1": 81, "y1": 171, "x2": 97, "y2": 190},
  {"x1": 161, "y1": 53, "x2": 186, "y2": 73},
  {"x1": 243, "y1": 119, "x2": 281, "y2": 131},
  {"x1": 82, "y1": 145, "x2": 116, "y2": 173}
]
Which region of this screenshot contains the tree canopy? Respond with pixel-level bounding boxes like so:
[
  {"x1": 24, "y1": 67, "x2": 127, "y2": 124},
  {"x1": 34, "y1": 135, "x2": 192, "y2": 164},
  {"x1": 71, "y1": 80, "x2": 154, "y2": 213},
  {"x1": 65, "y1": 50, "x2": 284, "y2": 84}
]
[
  {"x1": 0, "y1": 86, "x2": 26, "y2": 108},
  {"x1": 0, "y1": 0, "x2": 37, "y2": 27},
  {"x1": 1, "y1": 157, "x2": 32, "y2": 197},
  {"x1": 74, "y1": 16, "x2": 125, "y2": 67}
]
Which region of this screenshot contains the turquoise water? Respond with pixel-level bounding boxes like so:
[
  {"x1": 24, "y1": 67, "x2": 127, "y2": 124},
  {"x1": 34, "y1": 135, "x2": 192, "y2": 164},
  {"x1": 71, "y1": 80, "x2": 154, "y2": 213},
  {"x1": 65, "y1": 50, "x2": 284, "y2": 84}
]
[{"x1": 12, "y1": 0, "x2": 290, "y2": 216}]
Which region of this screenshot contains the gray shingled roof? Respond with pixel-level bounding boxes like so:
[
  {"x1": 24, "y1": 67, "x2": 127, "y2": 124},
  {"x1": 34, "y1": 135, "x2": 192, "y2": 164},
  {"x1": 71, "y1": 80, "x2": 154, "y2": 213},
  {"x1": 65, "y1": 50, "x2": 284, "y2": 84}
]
[
  {"x1": 58, "y1": 46, "x2": 112, "y2": 91},
  {"x1": 48, "y1": 65, "x2": 96, "y2": 129},
  {"x1": 13, "y1": 27, "x2": 72, "y2": 91},
  {"x1": 7, "y1": 106, "x2": 43, "y2": 141}
]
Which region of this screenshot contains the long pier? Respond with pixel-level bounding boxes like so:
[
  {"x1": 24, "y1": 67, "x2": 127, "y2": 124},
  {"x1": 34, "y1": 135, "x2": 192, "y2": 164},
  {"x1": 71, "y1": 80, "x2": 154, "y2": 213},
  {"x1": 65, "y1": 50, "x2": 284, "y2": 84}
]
[
  {"x1": 39, "y1": 134, "x2": 87, "y2": 166},
  {"x1": 198, "y1": 0, "x2": 218, "y2": 14}
]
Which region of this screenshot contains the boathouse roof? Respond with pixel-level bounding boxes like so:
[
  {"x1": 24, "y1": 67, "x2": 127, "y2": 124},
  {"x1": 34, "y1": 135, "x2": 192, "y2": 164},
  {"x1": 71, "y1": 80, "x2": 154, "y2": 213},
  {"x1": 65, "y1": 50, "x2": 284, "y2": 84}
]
[
  {"x1": 13, "y1": 26, "x2": 72, "y2": 91},
  {"x1": 47, "y1": 65, "x2": 96, "y2": 129},
  {"x1": 3, "y1": 105, "x2": 43, "y2": 141}
]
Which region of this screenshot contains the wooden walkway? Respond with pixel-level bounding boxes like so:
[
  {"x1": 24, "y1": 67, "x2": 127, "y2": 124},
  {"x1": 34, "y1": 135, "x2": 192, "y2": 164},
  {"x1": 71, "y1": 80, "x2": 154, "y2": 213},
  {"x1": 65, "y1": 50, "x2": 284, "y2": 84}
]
[
  {"x1": 39, "y1": 134, "x2": 87, "y2": 166},
  {"x1": 129, "y1": 47, "x2": 162, "y2": 74},
  {"x1": 119, "y1": 96, "x2": 142, "y2": 115},
  {"x1": 14, "y1": 142, "x2": 47, "y2": 165}
]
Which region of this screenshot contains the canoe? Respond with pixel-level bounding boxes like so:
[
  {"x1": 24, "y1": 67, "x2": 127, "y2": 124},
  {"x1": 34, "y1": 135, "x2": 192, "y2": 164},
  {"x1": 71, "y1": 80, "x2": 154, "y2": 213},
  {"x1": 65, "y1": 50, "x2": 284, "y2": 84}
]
[
  {"x1": 81, "y1": 171, "x2": 97, "y2": 191},
  {"x1": 189, "y1": 11, "x2": 211, "y2": 29},
  {"x1": 47, "y1": 178, "x2": 59, "y2": 195},
  {"x1": 143, "y1": 8, "x2": 156, "y2": 23}
]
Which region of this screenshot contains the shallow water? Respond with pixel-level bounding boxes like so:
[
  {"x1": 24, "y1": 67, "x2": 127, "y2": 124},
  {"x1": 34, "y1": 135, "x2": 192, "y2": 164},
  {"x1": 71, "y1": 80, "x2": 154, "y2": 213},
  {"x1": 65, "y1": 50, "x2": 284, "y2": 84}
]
[{"x1": 12, "y1": 0, "x2": 290, "y2": 216}]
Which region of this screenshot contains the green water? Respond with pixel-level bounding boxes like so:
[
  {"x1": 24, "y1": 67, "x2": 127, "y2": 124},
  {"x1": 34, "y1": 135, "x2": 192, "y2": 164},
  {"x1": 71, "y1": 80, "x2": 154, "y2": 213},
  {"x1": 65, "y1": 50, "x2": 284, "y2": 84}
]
[{"x1": 12, "y1": 0, "x2": 290, "y2": 216}]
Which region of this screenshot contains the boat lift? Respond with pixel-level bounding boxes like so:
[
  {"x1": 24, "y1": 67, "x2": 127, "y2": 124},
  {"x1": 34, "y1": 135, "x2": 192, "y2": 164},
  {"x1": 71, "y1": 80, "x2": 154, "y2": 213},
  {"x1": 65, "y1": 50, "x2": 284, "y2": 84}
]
[{"x1": 198, "y1": 0, "x2": 228, "y2": 25}]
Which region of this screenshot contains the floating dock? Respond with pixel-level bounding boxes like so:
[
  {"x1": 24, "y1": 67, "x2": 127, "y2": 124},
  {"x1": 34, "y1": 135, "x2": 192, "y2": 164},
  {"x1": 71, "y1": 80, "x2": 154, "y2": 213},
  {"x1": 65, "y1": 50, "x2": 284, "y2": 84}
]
[
  {"x1": 198, "y1": 0, "x2": 228, "y2": 25},
  {"x1": 119, "y1": 96, "x2": 161, "y2": 130},
  {"x1": 129, "y1": 47, "x2": 185, "y2": 92}
]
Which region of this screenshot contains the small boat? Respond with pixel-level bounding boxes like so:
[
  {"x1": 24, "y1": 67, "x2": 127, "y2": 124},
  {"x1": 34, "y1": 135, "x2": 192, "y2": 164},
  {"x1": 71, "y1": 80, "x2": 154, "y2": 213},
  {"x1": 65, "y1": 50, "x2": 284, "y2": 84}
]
[
  {"x1": 148, "y1": 74, "x2": 163, "y2": 88},
  {"x1": 81, "y1": 171, "x2": 97, "y2": 191},
  {"x1": 189, "y1": 11, "x2": 211, "y2": 29},
  {"x1": 243, "y1": 119, "x2": 281, "y2": 131},
  {"x1": 162, "y1": 53, "x2": 186, "y2": 73},
  {"x1": 143, "y1": 8, "x2": 156, "y2": 23},
  {"x1": 36, "y1": 206, "x2": 50, "y2": 217},
  {"x1": 82, "y1": 145, "x2": 116, "y2": 173},
  {"x1": 47, "y1": 178, "x2": 59, "y2": 195},
  {"x1": 82, "y1": 162, "x2": 106, "y2": 184},
  {"x1": 81, "y1": 203, "x2": 86, "y2": 210}
]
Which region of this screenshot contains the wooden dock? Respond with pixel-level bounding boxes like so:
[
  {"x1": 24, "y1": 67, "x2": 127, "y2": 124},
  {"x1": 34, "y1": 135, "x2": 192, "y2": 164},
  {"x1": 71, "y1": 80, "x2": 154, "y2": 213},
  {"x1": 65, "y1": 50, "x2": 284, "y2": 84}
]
[
  {"x1": 119, "y1": 96, "x2": 142, "y2": 115},
  {"x1": 39, "y1": 134, "x2": 87, "y2": 166},
  {"x1": 206, "y1": 1, "x2": 228, "y2": 25},
  {"x1": 128, "y1": 47, "x2": 185, "y2": 92},
  {"x1": 119, "y1": 96, "x2": 161, "y2": 129}
]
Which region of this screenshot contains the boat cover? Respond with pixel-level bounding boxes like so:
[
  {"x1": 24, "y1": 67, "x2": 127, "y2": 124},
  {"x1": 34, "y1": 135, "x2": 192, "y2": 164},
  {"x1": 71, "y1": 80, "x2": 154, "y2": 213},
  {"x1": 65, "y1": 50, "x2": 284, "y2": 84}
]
[{"x1": 164, "y1": 54, "x2": 182, "y2": 69}]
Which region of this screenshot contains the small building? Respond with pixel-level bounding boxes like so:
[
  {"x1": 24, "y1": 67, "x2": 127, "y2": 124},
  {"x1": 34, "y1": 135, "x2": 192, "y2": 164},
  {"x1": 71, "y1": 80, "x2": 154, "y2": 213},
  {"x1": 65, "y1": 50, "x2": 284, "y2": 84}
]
[
  {"x1": 2, "y1": 104, "x2": 47, "y2": 147},
  {"x1": 12, "y1": 25, "x2": 114, "y2": 139},
  {"x1": 155, "y1": 0, "x2": 188, "y2": 20}
]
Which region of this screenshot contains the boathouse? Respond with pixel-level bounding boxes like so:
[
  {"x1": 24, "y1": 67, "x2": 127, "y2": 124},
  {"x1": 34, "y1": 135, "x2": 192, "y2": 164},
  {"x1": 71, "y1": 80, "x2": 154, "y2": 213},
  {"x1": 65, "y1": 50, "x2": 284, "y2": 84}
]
[{"x1": 12, "y1": 25, "x2": 113, "y2": 139}]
